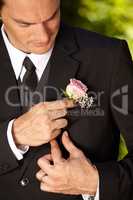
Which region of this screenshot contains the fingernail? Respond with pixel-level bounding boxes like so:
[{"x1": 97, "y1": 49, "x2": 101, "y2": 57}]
[{"x1": 64, "y1": 131, "x2": 68, "y2": 137}]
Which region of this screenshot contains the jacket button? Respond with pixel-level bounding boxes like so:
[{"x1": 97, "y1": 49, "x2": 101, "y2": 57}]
[{"x1": 20, "y1": 178, "x2": 29, "y2": 187}]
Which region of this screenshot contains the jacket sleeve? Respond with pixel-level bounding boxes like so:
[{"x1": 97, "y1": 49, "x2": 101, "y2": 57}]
[
  {"x1": 95, "y1": 40, "x2": 133, "y2": 200},
  {"x1": 0, "y1": 121, "x2": 19, "y2": 175}
]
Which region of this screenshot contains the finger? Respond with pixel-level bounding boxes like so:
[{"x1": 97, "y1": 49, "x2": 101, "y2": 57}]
[
  {"x1": 43, "y1": 154, "x2": 53, "y2": 161},
  {"x1": 40, "y1": 182, "x2": 62, "y2": 193},
  {"x1": 41, "y1": 175, "x2": 66, "y2": 189},
  {"x1": 37, "y1": 156, "x2": 54, "y2": 175},
  {"x1": 36, "y1": 170, "x2": 46, "y2": 181},
  {"x1": 62, "y1": 131, "x2": 82, "y2": 158},
  {"x1": 40, "y1": 182, "x2": 54, "y2": 192},
  {"x1": 38, "y1": 154, "x2": 53, "y2": 164},
  {"x1": 50, "y1": 139, "x2": 63, "y2": 164},
  {"x1": 40, "y1": 182, "x2": 77, "y2": 194},
  {"x1": 43, "y1": 154, "x2": 54, "y2": 166},
  {"x1": 52, "y1": 118, "x2": 68, "y2": 130},
  {"x1": 44, "y1": 99, "x2": 76, "y2": 111},
  {"x1": 41, "y1": 175, "x2": 56, "y2": 187},
  {"x1": 51, "y1": 129, "x2": 62, "y2": 140},
  {"x1": 49, "y1": 109, "x2": 67, "y2": 120}
]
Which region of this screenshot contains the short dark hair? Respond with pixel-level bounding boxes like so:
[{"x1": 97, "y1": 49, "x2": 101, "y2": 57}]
[{"x1": 0, "y1": 0, "x2": 4, "y2": 9}]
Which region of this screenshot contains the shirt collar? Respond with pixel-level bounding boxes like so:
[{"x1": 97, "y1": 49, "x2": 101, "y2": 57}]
[
  {"x1": 1, "y1": 25, "x2": 26, "y2": 79},
  {"x1": 1, "y1": 24, "x2": 54, "y2": 80}
]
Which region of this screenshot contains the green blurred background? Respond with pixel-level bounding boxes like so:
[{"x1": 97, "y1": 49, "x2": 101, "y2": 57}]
[
  {"x1": 61, "y1": 0, "x2": 132, "y2": 160},
  {"x1": 61, "y1": 0, "x2": 133, "y2": 56}
]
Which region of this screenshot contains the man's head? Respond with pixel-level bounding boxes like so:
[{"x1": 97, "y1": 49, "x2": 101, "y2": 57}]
[{"x1": 0, "y1": 0, "x2": 60, "y2": 54}]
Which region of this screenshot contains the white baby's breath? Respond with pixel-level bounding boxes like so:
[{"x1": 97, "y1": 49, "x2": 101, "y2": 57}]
[{"x1": 75, "y1": 94, "x2": 94, "y2": 109}]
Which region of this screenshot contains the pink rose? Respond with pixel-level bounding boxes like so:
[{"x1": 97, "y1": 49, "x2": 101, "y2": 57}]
[{"x1": 66, "y1": 78, "x2": 88, "y2": 99}]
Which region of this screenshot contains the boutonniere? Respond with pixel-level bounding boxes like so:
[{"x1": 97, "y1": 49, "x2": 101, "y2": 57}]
[{"x1": 62, "y1": 78, "x2": 94, "y2": 109}]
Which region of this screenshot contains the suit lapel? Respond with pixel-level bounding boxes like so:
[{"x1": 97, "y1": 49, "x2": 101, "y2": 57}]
[
  {"x1": 0, "y1": 30, "x2": 21, "y2": 121},
  {"x1": 45, "y1": 23, "x2": 80, "y2": 101}
]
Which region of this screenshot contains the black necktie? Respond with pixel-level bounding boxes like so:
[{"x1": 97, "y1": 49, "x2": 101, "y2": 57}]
[
  {"x1": 22, "y1": 57, "x2": 38, "y2": 91},
  {"x1": 20, "y1": 57, "x2": 38, "y2": 112}
]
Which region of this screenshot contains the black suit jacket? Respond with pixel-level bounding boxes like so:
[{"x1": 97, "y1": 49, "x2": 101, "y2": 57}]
[{"x1": 0, "y1": 23, "x2": 133, "y2": 200}]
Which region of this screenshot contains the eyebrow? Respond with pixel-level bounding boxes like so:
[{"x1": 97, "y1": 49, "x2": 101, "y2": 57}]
[{"x1": 12, "y1": 6, "x2": 60, "y2": 25}]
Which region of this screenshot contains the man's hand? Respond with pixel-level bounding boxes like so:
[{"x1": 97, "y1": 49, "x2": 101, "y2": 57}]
[
  {"x1": 12, "y1": 99, "x2": 75, "y2": 147},
  {"x1": 36, "y1": 131, "x2": 99, "y2": 195}
]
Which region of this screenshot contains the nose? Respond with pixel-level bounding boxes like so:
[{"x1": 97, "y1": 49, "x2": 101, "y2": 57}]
[{"x1": 35, "y1": 23, "x2": 50, "y2": 43}]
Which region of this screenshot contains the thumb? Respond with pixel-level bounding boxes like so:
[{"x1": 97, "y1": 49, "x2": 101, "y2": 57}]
[{"x1": 62, "y1": 131, "x2": 82, "y2": 158}]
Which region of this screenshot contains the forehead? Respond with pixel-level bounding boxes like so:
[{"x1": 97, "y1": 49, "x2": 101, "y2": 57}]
[{"x1": 5, "y1": 0, "x2": 60, "y2": 22}]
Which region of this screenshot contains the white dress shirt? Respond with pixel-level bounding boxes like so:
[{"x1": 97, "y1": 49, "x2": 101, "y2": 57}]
[{"x1": 1, "y1": 25, "x2": 99, "y2": 200}]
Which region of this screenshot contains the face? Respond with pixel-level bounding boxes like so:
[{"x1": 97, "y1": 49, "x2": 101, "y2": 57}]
[{"x1": 1, "y1": 0, "x2": 60, "y2": 54}]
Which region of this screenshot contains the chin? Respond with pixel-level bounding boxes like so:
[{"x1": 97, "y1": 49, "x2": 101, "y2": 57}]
[{"x1": 30, "y1": 46, "x2": 52, "y2": 54}]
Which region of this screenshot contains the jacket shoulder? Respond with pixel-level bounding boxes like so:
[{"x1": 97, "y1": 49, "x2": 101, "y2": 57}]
[{"x1": 64, "y1": 24, "x2": 124, "y2": 49}]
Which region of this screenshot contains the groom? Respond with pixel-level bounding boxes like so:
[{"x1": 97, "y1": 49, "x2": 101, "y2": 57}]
[{"x1": 0, "y1": 0, "x2": 133, "y2": 200}]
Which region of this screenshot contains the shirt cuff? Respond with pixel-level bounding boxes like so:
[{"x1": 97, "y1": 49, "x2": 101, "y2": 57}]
[
  {"x1": 7, "y1": 119, "x2": 29, "y2": 160},
  {"x1": 82, "y1": 174, "x2": 99, "y2": 200}
]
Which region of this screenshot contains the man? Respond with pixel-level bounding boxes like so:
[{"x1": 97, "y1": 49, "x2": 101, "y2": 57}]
[{"x1": 0, "y1": 0, "x2": 133, "y2": 200}]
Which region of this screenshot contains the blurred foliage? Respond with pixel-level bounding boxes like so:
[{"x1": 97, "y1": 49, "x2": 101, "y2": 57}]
[
  {"x1": 61, "y1": 0, "x2": 133, "y2": 56},
  {"x1": 118, "y1": 134, "x2": 128, "y2": 160},
  {"x1": 61, "y1": 0, "x2": 131, "y2": 159}
]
